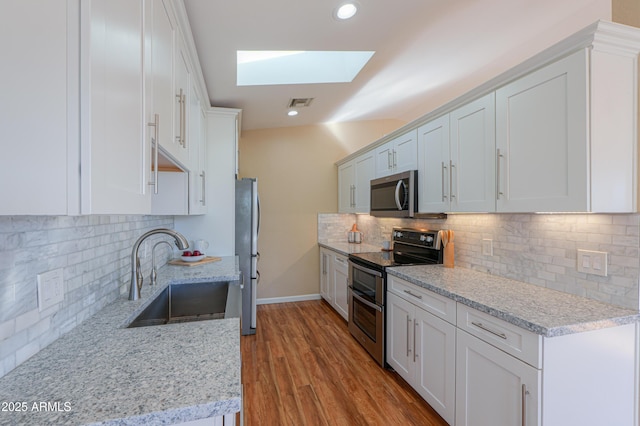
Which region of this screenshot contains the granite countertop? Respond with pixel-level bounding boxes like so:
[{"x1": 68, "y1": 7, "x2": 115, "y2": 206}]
[
  {"x1": 0, "y1": 256, "x2": 242, "y2": 426},
  {"x1": 318, "y1": 240, "x2": 381, "y2": 256},
  {"x1": 388, "y1": 265, "x2": 640, "y2": 337}
]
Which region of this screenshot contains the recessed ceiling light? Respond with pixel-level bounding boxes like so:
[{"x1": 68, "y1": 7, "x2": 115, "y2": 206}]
[
  {"x1": 287, "y1": 110, "x2": 299, "y2": 117},
  {"x1": 335, "y1": 2, "x2": 358, "y2": 20}
]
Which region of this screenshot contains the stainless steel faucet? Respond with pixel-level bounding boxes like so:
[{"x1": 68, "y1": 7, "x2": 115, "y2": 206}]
[
  {"x1": 150, "y1": 240, "x2": 173, "y2": 287},
  {"x1": 129, "y1": 228, "x2": 189, "y2": 300}
]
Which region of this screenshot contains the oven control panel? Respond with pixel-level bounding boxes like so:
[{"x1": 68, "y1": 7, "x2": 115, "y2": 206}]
[{"x1": 392, "y1": 228, "x2": 441, "y2": 249}]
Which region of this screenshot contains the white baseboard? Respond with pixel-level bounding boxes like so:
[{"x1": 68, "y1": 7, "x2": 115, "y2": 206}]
[{"x1": 256, "y1": 294, "x2": 322, "y2": 305}]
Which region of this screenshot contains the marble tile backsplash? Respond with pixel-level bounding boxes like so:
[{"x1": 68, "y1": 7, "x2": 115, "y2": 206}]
[
  {"x1": 318, "y1": 213, "x2": 640, "y2": 310},
  {"x1": 0, "y1": 215, "x2": 174, "y2": 379}
]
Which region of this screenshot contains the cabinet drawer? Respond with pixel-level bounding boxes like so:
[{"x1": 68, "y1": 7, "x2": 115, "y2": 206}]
[
  {"x1": 333, "y1": 253, "x2": 348, "y2": 272},
  {"x1": 457, "y1": 304, "x2": 541, "y2": 368},
  {"x1": 388, "y1": 275, "x2": 456, "y2": 325}
]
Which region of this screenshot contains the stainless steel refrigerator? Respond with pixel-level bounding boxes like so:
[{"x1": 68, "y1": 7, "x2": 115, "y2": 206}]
[{"x1": 235, "y1": 178, "x2": 259, "y2": 335}]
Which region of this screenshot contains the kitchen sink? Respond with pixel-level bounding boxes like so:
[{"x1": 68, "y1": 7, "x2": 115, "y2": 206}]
[{"x1": 127, "y1": 282, "x2": 229, "y2": 328}]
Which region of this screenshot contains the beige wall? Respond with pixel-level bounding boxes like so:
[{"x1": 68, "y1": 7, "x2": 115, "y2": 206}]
[
  {"x1": 613, "y1": 0, "x2": 640, "y2": 27},
  {"x1": 238, "y1": 119, "x2": 405, "y2": 300}
]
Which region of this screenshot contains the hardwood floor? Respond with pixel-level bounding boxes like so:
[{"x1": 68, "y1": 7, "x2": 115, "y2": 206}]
[{"x1": 240, "y1": 300, "x2": 449, "y2": 426}]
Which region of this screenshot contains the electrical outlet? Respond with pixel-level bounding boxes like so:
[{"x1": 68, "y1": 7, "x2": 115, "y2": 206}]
[
  {"x1": 482, "y1": 239, "x2": 493, "y2": 256},
  {"x1": 577, "y1": 249, "x2": 608, "y2": 277},
  {"x1": 37, "y1": 268, "x2": 64, "y2": 311}
]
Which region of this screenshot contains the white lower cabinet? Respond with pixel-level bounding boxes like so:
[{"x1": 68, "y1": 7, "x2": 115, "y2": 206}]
[
  {"x1": 387, "y1": 276, "x2": 639, "y2": 426},
  {"x1": 387, "y1": 279, "x2": 456, "y2": 424},
  {"x1": 319, "y1": 247, "x2": 349, "y2": 321},
  {"x1": 332, "y1": 254, "x2": 349, "y2": 321},
  {"x1": 455, "y1": 329, "x2": 540, "y2": 426}
]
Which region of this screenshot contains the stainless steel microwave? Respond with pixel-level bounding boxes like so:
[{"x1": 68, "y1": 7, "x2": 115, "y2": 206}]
[{"x1": 370, "y1": 170, "x2": 417, "y2": 218}]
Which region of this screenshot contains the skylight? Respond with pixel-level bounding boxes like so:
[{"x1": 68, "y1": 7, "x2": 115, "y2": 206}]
[{"x1": 237, "y1": 50, "x2": 375, "y2": 86}]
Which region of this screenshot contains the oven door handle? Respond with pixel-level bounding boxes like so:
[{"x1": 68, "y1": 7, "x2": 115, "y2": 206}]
[
  {"x1": 349, "y1": 286, "x2": 383, "y2": 313},
  {"x1": 348, "y1": 260, "x2": 383, "y2": 278}
]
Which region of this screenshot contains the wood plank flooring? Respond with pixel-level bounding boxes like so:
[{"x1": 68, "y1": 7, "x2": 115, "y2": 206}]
[{"x1": 240, "y1": 300, "x2": 449, "y2": 426}]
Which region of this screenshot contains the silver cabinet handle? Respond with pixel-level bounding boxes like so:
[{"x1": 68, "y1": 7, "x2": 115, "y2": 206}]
[
  {"x1": 393, "y1": 149, "x2": 397, "y2": 169},
  {"x1": 199, "y1": 171, "x2": 206, "y2": 205},
  {"x1": 497, "y1": 148, "x2": 504, "y2": 199},
  {"x1": 148, "y1": 114, "x2": 159, "y2": 194},
  {"x1": 522, "y1": 384, "x2": 530, "y2": 426},
  {"x1": 403, "y1": 289, "x2": 423, "y2": 300},
  {"x1": 449, "y1": 160, "x2": 456, "y2": 199},
  {"x1": 176, "y1": 89, "x2": 186, "y2": 147},
  {"x1": 406, "y1": 315, "x2": 411, "y2": 356},
  {"x1": 413, "y1": 318, "x2": 418, "y2": 363},
  {"x1": 387, "y1": 151, "x2": 393, "y2": 169},
  {"x1": 441, "y1": 162, "x2": 447, "y2": 201},
  {"x1": 471, "y1": 321, "x2": 508, "y2": 339}
]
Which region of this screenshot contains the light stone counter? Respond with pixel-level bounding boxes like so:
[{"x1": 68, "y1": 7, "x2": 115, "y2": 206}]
[
  {"x1": 318, "y1": 241, "x2": 381, "y2": 256},
  {"x1": 388, "y1": 264, "x2": 640, "y2": 337},
  {"x1": 0, "y1": 256, "x2": 242, "y2": 426}
]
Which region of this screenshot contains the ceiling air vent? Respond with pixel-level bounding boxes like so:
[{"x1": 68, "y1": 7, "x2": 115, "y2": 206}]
[{"x1": 288, "y1": 98, "x2": 314, "y2": 108}]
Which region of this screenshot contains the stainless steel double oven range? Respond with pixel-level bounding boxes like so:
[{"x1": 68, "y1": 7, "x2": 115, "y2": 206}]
[{"x1": 347, "y1": 228, "x2": 443, "y2": 366}]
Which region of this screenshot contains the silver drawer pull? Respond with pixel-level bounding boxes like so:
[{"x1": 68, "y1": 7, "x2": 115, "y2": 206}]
[
  {"x1": 471, "y1": 321, "x2": 507, "y2": 339},
  {"x1": 403, "y1": 289, "x2": 423, "y2": 299}
]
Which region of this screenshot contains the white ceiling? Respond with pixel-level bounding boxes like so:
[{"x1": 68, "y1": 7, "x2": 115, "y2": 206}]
[{"x1": 183, "y1": 0, "x2": 611, "y2": 131}]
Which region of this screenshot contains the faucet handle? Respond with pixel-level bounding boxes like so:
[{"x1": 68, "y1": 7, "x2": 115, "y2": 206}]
[{"x1": 136, "y1": 256, "x2": 144, "y2": 292}]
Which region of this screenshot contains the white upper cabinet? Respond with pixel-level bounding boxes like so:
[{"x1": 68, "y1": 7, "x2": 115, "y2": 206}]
[
  {"x1": 417, "y1": 116, "x2": 450, "y2": 213},
  {"x1": 172, "y1": 28, "x2": 192, "y2": 167},
  {"x1": 418, "y1": 93, "x2": 495, "y2": 213},
  {"x1": 0, "y1": 0, "x2": 154, "y2": 215},
  {"x1": 81, "y1": 0, "x2": 151, "y2": 214},
  {"x1": 0, "y1": 0, "x2": 74, "y2": 215},
  {"x1": 338, "y1": 151, "x2": 375, "y2": 213},
  {"x1": 375, "y1": 130, "x2": 418, "y2": 178},
  {"x1": 146, "y1": 0, "x2": 181, "y2": 168},
  {"x1": 0, "y1": 0, "x2": 211, "y2": 216},
  {"x1": 495, "y1": 24, "x2": 640, "y2": 213},
  {"x1": 354, "y1": 151, "x2": 376, "y2": 213},
  {"x1": 450, "y1": 93, "x2": 496, "y2": 212},
  {"x1": 338, "y1": 160, "x2": 356, "y2": 213},
  {"x1": 496, "y1": 50, "x2": 588, "y2": 212}
]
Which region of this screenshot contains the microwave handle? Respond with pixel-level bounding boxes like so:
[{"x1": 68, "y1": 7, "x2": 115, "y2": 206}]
[{"x1": 395, "y1": 180, "x2": 406, "y2": 210}]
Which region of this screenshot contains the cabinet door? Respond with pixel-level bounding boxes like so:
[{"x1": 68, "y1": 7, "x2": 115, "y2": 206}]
[
  {"x1": 414, "y1": 308, "x2": 456, "y2": 425},
  {"x1": 417, "y1": 116, "x2": 450, "y2": 213},
  {"x1": 496, "y1": 50, "x2": 587, "y2": 212},
  {"x1": 188, "y1": 87, "x2": 207, "y2": 215},
  {"x1": 172, "y1": 30, "x2": 191, "y2": 167},
  {"x1": 0, "y1": 0, "x2": 72, "y2": 215},
  {"x1": 456, "y1": 329, "x2": 540, "y2": 426},
  {"x1": 82, "y1": 0, "x2": 150, "y2": 214},
  {"x1": 375, "y1": 141, "x2": 395, "y2": 178},
  {"x1": 338, "y1": 161, "x2": 355, "y2": 213},
  {"x1": 393, "y1": 129, "x2": 418, "y2": 174},
  {"x1": 386, "y1": 292, "x2": 414, "y2": 381},
  {"x1": 375, "y1": 131, "x2": 418, "y2": 178},
  {"x1": 147, "y1": 0, "x2": 176, "y2": 162},
  {"x1": 319, "y1": 248, "x2": 333, "y2": 303},
  {"x1": 450, "y1": 93, "x2": 496, "y2": 212},
  {"x1": 354, "y1": 151, "x2": 375, "y2": 213},
  {"x1": 332, "y1": 254, "x2": 349, "y2": 321}
]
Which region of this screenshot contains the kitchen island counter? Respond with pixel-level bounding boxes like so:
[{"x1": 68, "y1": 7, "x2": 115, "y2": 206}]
[
  {"x1": 388, "y1": 264, "x2": 640, "y2": 337},
  {"x1": 0, "y1": 256, "x2": 242, "y2": 426}
]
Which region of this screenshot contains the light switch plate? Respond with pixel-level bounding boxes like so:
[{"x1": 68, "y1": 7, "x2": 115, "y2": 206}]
[
  {"x1": 482, "y1": 239, "x2": 493, "y2": 256},
  {"x1": 577, "y1": 249, "x2": 608, "y2": 277},
  {"x1": 37, "y1": 268, "x2": 64, "y2": 311}
]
